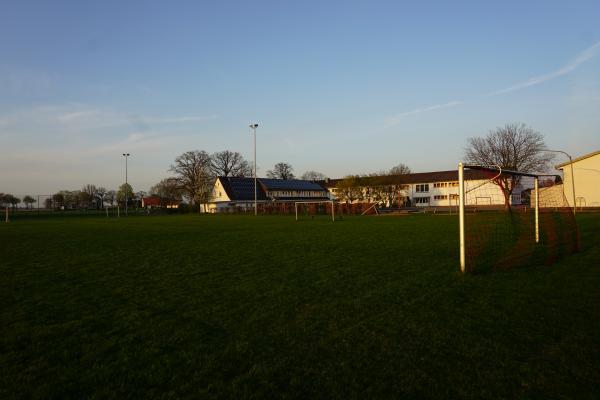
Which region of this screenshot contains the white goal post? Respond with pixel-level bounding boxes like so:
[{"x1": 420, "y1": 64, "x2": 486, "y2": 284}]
[
  {"x1": 294, "y1": 200, "x2": 335, "y2": 222},
  {"x1": 458, "y1": 163, "x2": 540, "y2": 273}
]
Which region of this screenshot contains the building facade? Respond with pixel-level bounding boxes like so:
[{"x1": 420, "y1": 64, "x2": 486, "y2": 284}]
[
  {"x1": 208, "y1": 177, "x2": 330, "y2": 212},
  {"x1": 321, "y1": 170, "x2": 523, "y2": 207},
  {"x1": 557, "y1": 149, "x2": 600, "y2": 208}
]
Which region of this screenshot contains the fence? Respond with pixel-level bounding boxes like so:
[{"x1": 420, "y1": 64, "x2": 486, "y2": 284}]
[
  {"x1": 213, "y1": 202, "x2": 378, "y2": 216},
  {"x1": 0, "y1": 193, "x2": 188, "y2": 221}
]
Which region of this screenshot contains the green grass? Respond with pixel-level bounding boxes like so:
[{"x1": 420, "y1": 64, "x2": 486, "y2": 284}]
[{"x1": 1, "y1": 214, "x2": 599, "y2": 399}]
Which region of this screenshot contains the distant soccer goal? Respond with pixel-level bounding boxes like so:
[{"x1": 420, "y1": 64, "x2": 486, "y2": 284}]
[
  {"x1": 294, "y1": 200, "x2": 335, "y2": 222},
  {"x1": 458, "y1": 163, "x2": 578, "y2": 273}
]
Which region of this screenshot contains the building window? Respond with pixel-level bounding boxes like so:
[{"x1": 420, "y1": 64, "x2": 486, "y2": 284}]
[
  {"x1": 434, "y1": 195, "x2": 448, "y2": 200},
  {"x1": 415, "y1": 197, "x2": 430, "y2": 204},
  {"x1": 416, "y1": 184, "x2": 429, "y2": 192}
]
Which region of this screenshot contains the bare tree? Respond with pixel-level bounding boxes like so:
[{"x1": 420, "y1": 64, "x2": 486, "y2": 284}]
[
  {"x1": 1, "y1": 194, "x2": 20, "y2": 209},
  {"x1": 52, "y1": 193, "x2": 65, "y2": 209},
  {"x1": 267, "y1": 162, "x2": 295, "y2": 180},
  {"x1": 336, "y1": 175, "x2": 364, "y2": 203},
  {"x1": 301, "y1": 171, "x2": 327, "y2": 181},
  {"x1": 82, "y1": 184, "x2": 97, "y2": 208},
  {"x1": 96, "y1": 187, "x2": 107, "y2": 208},
  {"x1": 389, "y1": 163, "x2": 411, "y2": 175},
  {"x1": 210, "y1": 150, "x2": 252, "y2": 177},
  {"x1": 22, "y1": 195, "x2": 36, "y2": 209},
  {"x1": 105, "y1": 190, "x2": 116, "y2": 206},
  {"x1": 169, "y1": 150, "x2": 213, "y2": 208},
  {"x1": 150, "y1": 177, "x2": 183, "y2": 205},
  {"x1": 464, "y1": 123, "x2": 554, "y2": 206},
  {"x1": 7, "y1": 195, "x2": 21, "y2": 210}
]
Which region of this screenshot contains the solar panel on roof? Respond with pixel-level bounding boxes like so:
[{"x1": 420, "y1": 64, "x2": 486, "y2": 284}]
[
  {"x1": 218, "y1": 177, "x2": 326, "y2": 201},
  {"x1": 223, "y1": 177, "x2": 268, "y2": 201},
  {"x1": 259, "y1": 179, "x2": 326, "y2": 191}
]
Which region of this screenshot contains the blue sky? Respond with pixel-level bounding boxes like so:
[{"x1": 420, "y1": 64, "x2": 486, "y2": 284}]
[{"x1": 1, "y1": 0, "x2": 599, "y2": 194}]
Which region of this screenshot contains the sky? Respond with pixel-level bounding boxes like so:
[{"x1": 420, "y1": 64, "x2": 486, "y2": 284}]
[{"x1": 1, "y1": 0, "x2": 599, "y2": 195}]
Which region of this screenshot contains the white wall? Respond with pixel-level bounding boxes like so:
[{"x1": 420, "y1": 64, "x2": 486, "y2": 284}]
[
  {"x1": 321, "y1": 178, "x2": 518, "y2": 207},
  {"x1": 560, "y1": 153, "x2": 600, "y2": 207},
  {"x1": 410, "y1": 180, "x2": 511, "y2": 207},
  {"x1": 211, "y1": 179, "x2": 231, "y2": 202}
]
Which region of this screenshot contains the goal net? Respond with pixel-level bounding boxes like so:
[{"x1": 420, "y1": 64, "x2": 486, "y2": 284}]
[
  {"x1": 295, "y1": 201, "x2": 336, "y2": 222},
  {"x1": 458, "y1": 163, "x2": 578, "y2": 273}
]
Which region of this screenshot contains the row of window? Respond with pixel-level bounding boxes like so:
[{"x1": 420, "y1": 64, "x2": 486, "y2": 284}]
[
  {"x1": 415, "y1": 184, "x2": 429, "y2": 192},
  {"x1": 271, "y1": 190, "x2": 323, "y2": 197},
  {"x1": 433, "y1": 182, "x2": 459, "y2": 188},
  {"x1": 433, "y1": 194, "x2": 459, "y2": 200},
  {"x1": 415, "y1": 194, "x2": 461, "y2": 204}
]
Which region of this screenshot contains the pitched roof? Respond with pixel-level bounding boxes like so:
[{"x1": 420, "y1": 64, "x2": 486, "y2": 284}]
[
  {"x1": 217, "y1": 177, "x2": 327, "y2": 201},
  {"x1": 556, "y1": 149, "x2": 600, "y2": 168},
  {"x1": 258, "y1": 178, "x2": 327, "y2": 191},
  {"x1": 218, "y1": 177, "x2": 268, "y2": 201},
  {"x1": 322, "y1": 170, "x2": 494, "y2": 187}
]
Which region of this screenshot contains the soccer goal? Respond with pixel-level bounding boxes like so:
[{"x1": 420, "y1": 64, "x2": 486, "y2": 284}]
[
  {"x1": 295, "y1": 200, "x2": 336, "y2": 222},
  {"x1": 458, "y1": 163, "x2": 578, "y2": 273}
]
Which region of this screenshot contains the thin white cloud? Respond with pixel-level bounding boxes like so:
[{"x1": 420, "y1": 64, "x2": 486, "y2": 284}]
[
  {"x1": 385, "y1": 100, "x2": 463, "y2": 126},
  {"x1": 1, "y1": 132, "x2": 173, "y2": 165},
  {"x1": 57, "y1": 110, "x2": 101, "y2": 122},
  {"x1": 144, "y1": 115, "x2": 219, "y2": 124},
  {"x1": 0, "y1": 105, "x2": 218, "y2": 138},
  {"x1": 487, "y1": 40, "x2": 600, "y2": 96}
]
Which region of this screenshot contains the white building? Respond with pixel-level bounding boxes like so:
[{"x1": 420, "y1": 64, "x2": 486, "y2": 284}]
[
  {"x1": 556, "y1": 149, "x2": 600, "y2": 208},
  {"x1": 321, "y1": 170, "x2": 522, "y2": 207},
  {"x1": 209, "y1": 176, "x2": 330, "y2": 212}
]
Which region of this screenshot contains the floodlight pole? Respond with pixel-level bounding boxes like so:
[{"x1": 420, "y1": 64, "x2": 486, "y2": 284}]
[
  {"x1": 534, "y1": 177, "x2": 539, "y2": 243},
  {"x1": 123, "y1": 153, "x2": 130, "y2": 216},
  {"x1": 544, "y1": 149, "x2": 576, "y2": 214},
  {"x1": 250, "y1": 124, "x2": 258, "y2": 216},
  {"x1": 458, "y1": 162, "x2": 466, "y2": 273}
]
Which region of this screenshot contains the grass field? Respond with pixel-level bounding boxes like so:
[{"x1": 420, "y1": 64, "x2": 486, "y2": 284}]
[{"x1": 1, "y1": 213, "x2": 599, "y2": 399}]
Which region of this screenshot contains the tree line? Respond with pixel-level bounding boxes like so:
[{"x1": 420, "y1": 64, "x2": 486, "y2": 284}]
[
  {"x1": 335, "y1": 163, "x2": 412, "y2": 204},
  {"x1": 46, "y1": 184, "x2": 138, "y2": 210},
  {"x1": 2, "y1": 123, "x2": 551, "y2": 211},
  {"x1": 0, "y1": 183, "x2": 139, "y2": 211},
  {"x1": 0, "y1": 194, "x2": 35, "y2": 209},
  {"x1": 334, "y1": 123, "x2": 554, "y2": 205},
  {"x1": 159, "y1": 150, "x2": 333, "y2": 209}
]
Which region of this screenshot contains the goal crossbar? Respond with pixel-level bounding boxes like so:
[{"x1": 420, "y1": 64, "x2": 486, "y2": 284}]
[
  {"x1": 294, "y1": 200, "x2": 335, "y2": 222},
  {"x1": 459, "y1": 162, "x2": 542, "y2": 273},
  {"x1": 463, "y1": 164, "x2": 539, "y2": 178}
]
